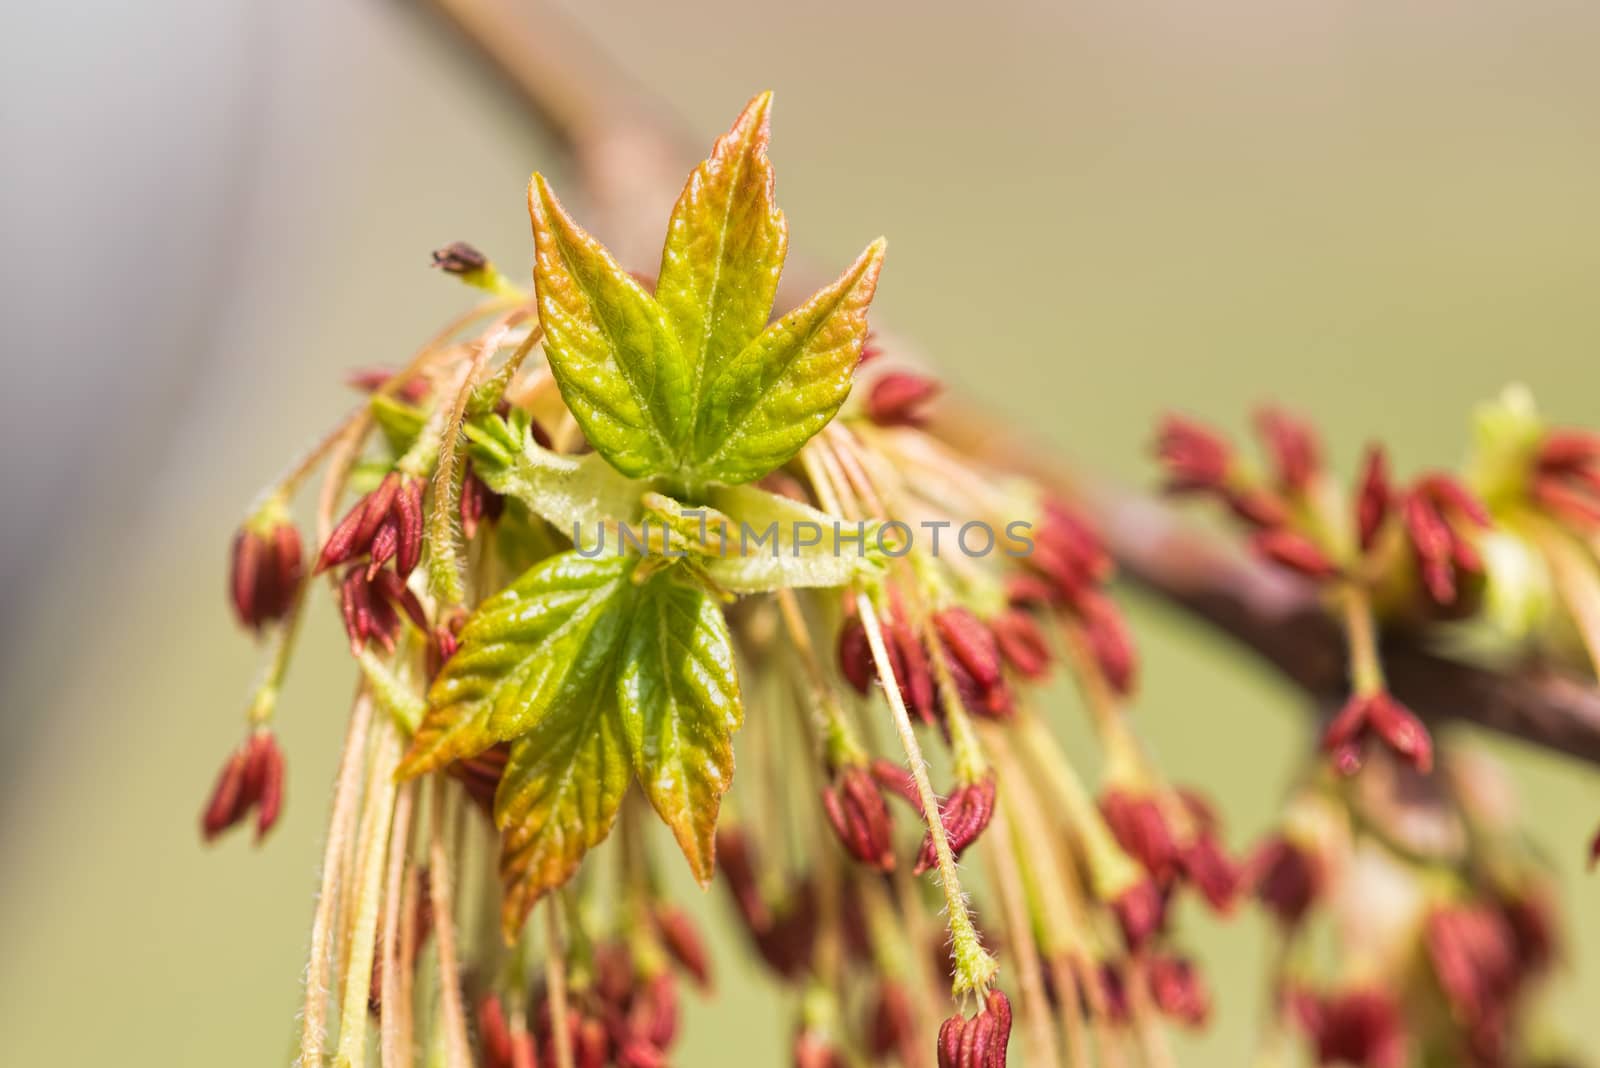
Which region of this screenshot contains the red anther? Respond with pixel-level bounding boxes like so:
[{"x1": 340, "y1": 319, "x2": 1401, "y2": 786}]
[
  {"x1": 230, "y1": 519, "x2": 304, "y2": 631},
  {"x1": 934, "y1": 607, "x2": 1003, "y2": 690},
  {"x1": 201, "y1": 728, "x2": 287, "y2": 843},
  {"x1": 837, "y1": 615, "x2": 875, "y2": 694},
  {"x1": 1030, "y1": 500, "x2": 1114, "y2": 597},
  {"x1": 1401, "y1": 475, "x2": 1491, "y2": 606},
  {"x1": 893, "y1": 620, "x2": 940, "y2": 724},
  {"x1": 1147, "y1": 955, "x2": 1210, "y2": 1027},
  {"x1": 866, "y1": 371, "x2": 941, "y2": 427},
  {"x1": 1100, "y1": 789, "x2": 1183, "y2": 884},
  {"x1": 866, "y1": 981, "x2": 918, "y2": 1065},
  {"x1": 478, "y1": 994, "x2": 515, "y2": 1068},
  {"x1": 1321, "y1": 692, "x2": 1433, "y2": 776},
  {"x1": 346, "y1": 365, "x2": 432, "y2": 405},
  {"x1": 989, "y1": 609, "x2": 1051, "y2": 679},
  {"x1": 1249, "y1": 528, "x2": 1340, "y2": 580},
  {"x1": 1254, "y1": 407, "x2": 1323, "y2": 496},
  {"x1": 1074, "y1": 590, "x2": 1137, "y2": 695},
  {"x1": 1243, "y1": 834, "x2": 1323, "y2": 928},
  {"x1": 914, "y1": 774, "x2": 997, "y2": 875},
  {"x1": 1156, "y1": 415, "x2": 1233, "y2": 494},
  {"x1": 1004, "y1": 573, "x2": 1059, "y2": 608},
  {"x1": 653, "y1": 905, "x2": 712, "y2": 991},
  {"x1": 460, "y1": 463, "x2": 506, "y2": 540},
  {"x1": 937, "y1": 990, "x2": 1012, "y2": 1068},
  {"x1": 1356, "y1": 445, "x2": 1393, "y2": 554},
  {"x1": 822, "y1": 764, "x2": 897, "y2": 871},
  {"x1": 1225, "y1": 487, "x2": 1290, "y2": 529},
  {"x1": 1111, "y1": 879, "x2": 1166, "y2": 952},
  {"x1": 1534, "y1": 429, "x2": 1600, "y2": 530},
  {"x1": 1180, "y1": 831, "x2": 1238, "y2": 913},
  {"x1": 1291, "y1": 987, "x2": 1407, "y2": 1068},
  {"x1": 870, "y1": 758, "x2": 921, "y2": 808},
  {"x1": 338, "y1": 564, "x2": 429, "y2": 655},
  {"x1": 317, "y1": 474, "x2": 427, "y2": 579},
  {"x1": 1425, "y1": 905, "x2": 1521, "y2": 1043}
]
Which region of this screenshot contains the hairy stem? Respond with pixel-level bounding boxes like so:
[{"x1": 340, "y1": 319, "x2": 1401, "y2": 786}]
[
  {"x1": 856, "y1": 591, "x2": 997, "y2": 998},
  {"x1": 335, "y1": 720, "x2": 402, "y2": 1068},
  {"x1": 300, "y1": 691, "x2": 376, "y2": 1066},
  {"x1": 428, "y1": 782, "x2": 473, "y2": 1068}
]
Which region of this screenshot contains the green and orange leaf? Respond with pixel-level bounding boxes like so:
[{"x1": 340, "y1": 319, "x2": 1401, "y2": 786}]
[
  {"x1": 656, "y1": 91, "x2": 788, "y2": 410},
  {"x1": 617, "y1": 570, "x2": 743, "y2": 884},
  {"x1": 688, "y1": 239, "x2": 886, "y2": 486},
  {"x1": 528, "y1": 174, "x2": 691, "y2": 478},
  {"x1": 396, "y1": 553, "x2": 636, "y2": 778}
]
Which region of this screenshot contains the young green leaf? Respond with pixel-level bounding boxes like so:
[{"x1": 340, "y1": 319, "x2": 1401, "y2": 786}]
[
  {"x1": 656, "y1": 91, "x2": 788, "y2": 410},
  {"x1": 466, "y1": 411, "x2": 647, "y2": 553},
  {"x1": 701, "y1": 484, "x2": 881, "y2": 592},
  {"x1": 496, "y1": 670, "x2": 630, "y2": 936},
  {"x1": 617, "y1": 571, "x2": 742, "y2": 884},
  {"x1": 688, "y1": 239, "x2": 886, "y2": 486},
  {"x1": 396, "y1": 553, "x2": 636, "y2": 778},
  {"x1": 528, "y1": 174, "x2": 692, "y2": 477}
]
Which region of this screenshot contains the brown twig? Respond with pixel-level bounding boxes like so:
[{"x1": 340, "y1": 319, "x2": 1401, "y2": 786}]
[{"x1": 423, "y1": 0, "x2": 1600, "y2": 766}]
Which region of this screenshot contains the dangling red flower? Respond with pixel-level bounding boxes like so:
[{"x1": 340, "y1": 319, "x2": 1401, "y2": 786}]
[
  {"x1": 316, "y1": 472, "x2": 427, "y2": 580},
  {"x1": 1400, "y1": 474, "x2": 1491, "y2": 606},
  {"x1": 913, "y1": 774, "x2": 997, "y2": 874},
  {"x1": 822, "y1": 763, "x2": 898, "y2": 871},
  {"x1": 200, "y1": 728, "x2": 286, "y2": 842},
  {"x1": 1322, "y1": 691, "x2": 1432, "y2": 775},
  {"x1": 937, "y1": 989, "x2": 1013, "y2": 1068},
  {"x1": 230, "y1": 516, "x2": 304, "y2": 631}
]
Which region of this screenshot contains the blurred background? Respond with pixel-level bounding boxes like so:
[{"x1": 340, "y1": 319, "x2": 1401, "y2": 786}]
[{"x1": 2, "y1": 0, "x2": 1596, "y2": 1063}]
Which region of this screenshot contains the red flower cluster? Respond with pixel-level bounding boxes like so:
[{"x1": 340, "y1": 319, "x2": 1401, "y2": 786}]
[
  {"x1": 1291, "y1": 987, "x2": 1407, "y2": 1068},
  {"x1": 1088, "y1": 954, "x2": 1212, "y2": 1029},
  {"x1": 1400, "y1": 474, "x2": 1491, "y2": 607},
  {"x1": 1099, "y1": 786, "x2": 1239, "y2": 938},
  {"x1": 865, "y1": 371, "x2": 941, "y2": 428},
  {"x1": 937, "y1": 989, "x2": 1012, "y2": 1068},
  {"x1": 200, "y1": 729, "x2": 285, "y2": 842},
  {"x1": 479, "y1": 946, "x2": 684, "y2": 1068},
  {"x1": 1009, "y1": 501, "x2": 1136, "y2": 693},
  {"x1": 1241, "y1": 833, "x2": 1325, "y2": 928},
  {"x1": 822, "y1": 763, "x2": 898, "y2": 871},
  {"x1": 716, "y1": 828, "x2": 819, "y2": 981},
  {"x1": 838, "y1": 602, "x2": 1016, "y2": 724},
  {"x1": 318, "y1": 472, "x2": 427, "y2": 580},
  {"x1": 1323, "y1": 691, "x2": 1432, "y2": 776},
  {"x1": 912, "y1": 774, "x2": 998, "y2": 875},
  {"x1": 1532, "y1": 430, "x2": 1600, "y2": 529},
  {"x1": 229, "y1": 518, "x2": 303, "y2": 631},
  {"x1": 1425, "y1": 898, "x2": 1556, "y2": 1067}
]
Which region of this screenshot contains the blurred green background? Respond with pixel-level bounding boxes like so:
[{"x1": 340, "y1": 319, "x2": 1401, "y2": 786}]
[{"x1": 1, "y1": 1, "x2": 1596, "y2": 1064}]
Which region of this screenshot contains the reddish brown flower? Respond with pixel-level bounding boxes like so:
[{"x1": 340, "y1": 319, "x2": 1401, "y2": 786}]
[
  {"x1": 338, "y1": 563, "x2": 429, "y2": 655},
  {"x1": 316, "y1": 472, "x2": 427, "y2": 580},
  {"x1": 1255, "y1": 407, "x2": 1323, "y2": 497},
  {"x1": 936, "y1": 607, "x2": 1014, "y2": 719},
  {"x1": 866, "y1": 371, "x2": 941, "y2": 428},
  {"x1": 1029, "y1": 500, "x2": 1113, "y2": 600},
  {"x1": 866, "y1": 980, "x2": 919, "y2": 1066},
  {"x1": 478, "y1": 993, "x2": 516, "y2": 1068},
  {"x1": 988, "y1": 608, "x2": 1051, "y2": 679},
  {"x1": 1100, "y1": 789, "x2": 1183, "y2": 884},
  {"x1": 460, "y1": 463, "x2": 506, "y2": 540},
  {"x1": 1292, "y1": 987, "x2": 1407, "y2": 1068},
  {"x1": 1243, "y1": 834, "x2": 1323, "y2": 928},
  {"x1": 1073, "y1": 589, "x2": 1137, "y2": 695},
  {"x1": 937, "y1": 989, "x2": 1012, "y2": 1068},
  {"x1": 1533, "y1": 430, "x2": 1600, "y2": 529},
  {"x1": 1401, "y1": 474, "x2": 1491, "y2": 606},
  {"x1": 230, "y1": 518, "x2": 303, "y2": 631},
  {"x1": 1322, "y1": 691, "x2": 1433, "y2": 776},
  {"x1": 200, "y1": 728, "x2": 286, "y2": 843},
  {"x1": 346, "y1": 365, "x2": 432, "y2": 405},
  {"x1": 1249, "y1": 528, "x2": 1340, "y2": 580},
  {"x1": 1110, "y1": 879, "x2": 1167, "y2": 951},
  {"x1": 838, "y1": 609, "x2": 939, "y2": 725},
  {"x1": 914, "y1": 774, "x2": 997, "y2": 875},
  {"x1": 822, "y1": 763, "x2": 897, "y2": 871},
  {"x1": 1425, "y1": 904, "x2": 1521, "y2": 1037},
  {"x1": 1180, "y1": 830, "x2": 1239, "y2": 913},
  {"x1": 1147, "y1": 954, "x2": 1210, "y2": 1027},
  {"x1": 653, "y1": 905, "x2": 713, "y2": 991},
  {"x1": 1156, "y1": 415, "x2": 1233, "y2": 495},
  {"x1": 1356, "y1": 445, "x2": 1393, "y2": 553},
  {"x1": 716, "y1": 829, "x2": 818, "y2": 981}
]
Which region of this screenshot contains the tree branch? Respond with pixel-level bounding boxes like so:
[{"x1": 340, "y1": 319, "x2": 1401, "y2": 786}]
[{"x1": 421, "y1": 0, "x2": 1600, "y2": 766}]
